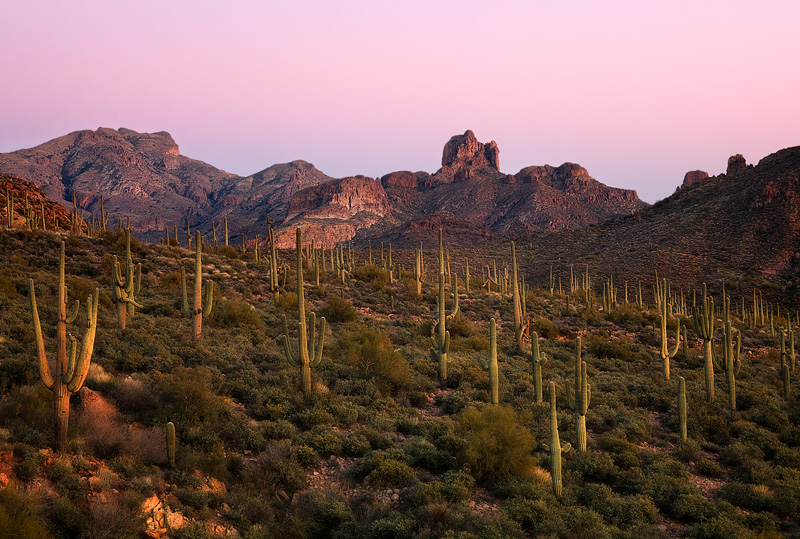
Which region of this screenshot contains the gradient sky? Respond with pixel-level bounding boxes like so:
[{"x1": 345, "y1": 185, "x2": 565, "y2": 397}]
[{"x1": 1, "y1": 1, "x2": 798, "y2": 203}]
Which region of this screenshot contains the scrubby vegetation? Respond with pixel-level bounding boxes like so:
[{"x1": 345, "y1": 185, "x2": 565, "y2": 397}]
[{"x1": 0, "y1": 221, "x2": 799, "y2": 538}]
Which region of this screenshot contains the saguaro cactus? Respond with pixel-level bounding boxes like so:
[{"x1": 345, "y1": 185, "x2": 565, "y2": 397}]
[
  {"x1": 692, "y1": 283, "x2": 716, "y2": 403},
  {"x1": 677, "y1": 377, "x2": 687, "y2": 441},
  {"x1": 713, "y1": 320, "x2": 742, "y2": 410},
  {"x1": 479, "y1": 318, "x2": 499, "y2": 404},
  {"x1": 541, "y1": 381, "x2": 571, "y2": 497},
  {"x1": 529, "y1": 330, "x2": 548, "y2": 403},
  {"x1": 192, "y1": 231, "x2": 214, "y2": 341},
  {"x1": 166, "y1": 422, "x2": 176, "y2": 467},
  {"x1": 657, "y1": 278, "x2": 681, "y2": 381},
  {"x1": 282, "y1": 228, "x2": 326, "y2": 397},
  {"x1": 511, "y1": 242, "x2": 524, "y2": 355},
  {"x1": 111, "y1": 228, "x2": 143, "y2": 330},
  {"x1": 566, "y1": 337, "x2": 591, "y2": 453},
  {"x1": 30, "y1": 242, "x2": 99, "y2": 452},
  {"x1": 430, "y1": 229, "x2": 458, "y2": 388}
]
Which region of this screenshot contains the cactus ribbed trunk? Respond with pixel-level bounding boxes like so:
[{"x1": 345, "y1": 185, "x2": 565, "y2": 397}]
[
  {"x1": 703, "y1": 339, "x2": 714, "y2": 403},
  {"x1": 678, "y1": 377, "x2": 687, "y2": 441},
  {"x1": 193, "y1": 231, "x2": 203, "y2": 341}
]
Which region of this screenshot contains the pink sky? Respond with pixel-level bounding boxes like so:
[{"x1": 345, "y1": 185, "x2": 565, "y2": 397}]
[{"x1": 1, "y1": 0, "x2": 798, "y2": 202}]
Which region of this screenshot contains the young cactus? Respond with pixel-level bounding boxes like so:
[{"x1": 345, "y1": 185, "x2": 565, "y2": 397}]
[
  {"x1": 529, "y1": 330, "x2": 548, "y2": 403},
  {"x1": 781, "y1": 328, "x2": 796, "y2": 374},
  {"x1": 692, "y1": 283, "x2": 716, "y2": 403},
  {"x1": 783, "y1": 363, "x2": 791, "y2": 400},
  {"x1": 30, "y1": 241, "x2": 99, "y2": 452},
  {"x1": 712, "y1": 320, "x2": 742, "y2": 410},
  {"x1": 677, "y1": 377, "x2": 688, "y2": 441},
  {"x1": 111, "y1": 228, "x2": 143, "y2": 330},
  {"x1": 540, "y1": 381, "x2": 571, "y2": 497},
  {"x1": 282, "y1": 228, "x2": 326, "y2": 397},
  {"x1": 478, "y1": 318, "x2": 499, "y2": 404},
  {"x1": 192, "y1": 231, "x2": 214, "y2": 341},
  {"x1": 166, "y1": 422, "x2": 176, "y2": 467},
  {"x1": 566, "y1": 337, "x2": 591, "y2": 453}
]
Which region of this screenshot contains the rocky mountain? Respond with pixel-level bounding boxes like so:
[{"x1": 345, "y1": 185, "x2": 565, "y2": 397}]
[
  {"x1": 516, "y1": 146, "x2": 800, "y2": 303},
  {"x1": 0, "y1": 127, "x2": 648, "y2": 246}
]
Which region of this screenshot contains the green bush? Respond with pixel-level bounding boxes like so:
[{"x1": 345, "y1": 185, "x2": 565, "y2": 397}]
[
  {"x1": 0, "y1": 488, "x2": 50, "y2": 539},
  {"x1": 209, "y1": 298, "x2": 262, "y2": 329},
  {"x1": 320, "y1": 295, "x2": 357, "y2": 323},
  {"x1": 332, "y1": 325, "x2": 411, "y2": 393},
  {"x1": 455, "y1": 406, "x2": 536, "y2": 483}
]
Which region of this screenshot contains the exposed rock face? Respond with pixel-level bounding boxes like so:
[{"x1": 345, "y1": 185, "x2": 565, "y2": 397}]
[
  {"x1": 276, "y1": 176, "x2": 392, "y2": 247},
  {"x1": 440, "y1": 129, "x2": 499, "y2": 175},
  {"x1": 727, "y1": 154, "x2": 747, "y2": 175},
  {"x1": 0, "y1": 128, "x2": 236, "y2": 231},
  {"x1": 0, "y1": 127, "x2": 648, "y2": 247},
  {"x1": 682, "y1": 170, "x2": 710, "y2": 189}
]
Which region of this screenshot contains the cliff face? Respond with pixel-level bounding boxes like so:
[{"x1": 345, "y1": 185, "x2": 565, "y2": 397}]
[{"x1": 0, "y1": 127, "x2": 648, "y2": 246}]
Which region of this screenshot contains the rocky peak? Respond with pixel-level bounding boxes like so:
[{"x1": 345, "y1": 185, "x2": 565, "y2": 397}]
[
  {"x1": 441, "y1": 130, "x2": 499, "y2": 173},
  {"x1": 727, "y1": 154, "x2": 747, "y2": 176},
  {"x1": 681, "y1": 170, "x2": 710, "y2": 189}
]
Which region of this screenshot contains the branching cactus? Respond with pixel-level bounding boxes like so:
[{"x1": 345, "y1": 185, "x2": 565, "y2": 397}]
[
  {"x1": 430, "y1": 229, "x2": 457, "y2": 388},
  {"x1": 30, "y1": 242, "x2": 99, "y2": 452},
  {"x1": 282, "y1": 228, "x2": 326, "y2": 397},
  {"x1": 541, "y1": 381, "x2": 571, "y2": 497},
  {"x1": 657, "y1": 278, "x2": 681, "y2": 381},
  {"x1": 678, "y1": 377, "x2": 687, "y2": 441},
  {"x1": 192, "y1": 231, "x2": 214, "y2": 341},
  {"x1": 712, "y1": 320, "x2": 742, "y2": 410},
  {"x1": 566, "y1": 337, "x2": 591, "y2": 453},
  {"x1": 692, "y1": 283, "x2": 716, "y2": 403},
  {"x1": 478, "y1": 318, "x2": 499, "y2": 404},
  {"x1": 529, "y1": 330, "x2": 548, "y2": 403},
  {"x1": 111, "y1": 228, "x2": 143, "y2": 330}
]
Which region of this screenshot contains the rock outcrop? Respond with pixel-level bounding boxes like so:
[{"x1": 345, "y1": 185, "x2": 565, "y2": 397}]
[
  {"x1": 727, "y1": 154, "x2": 747, "y2": 176},
  {"x1": 681, "y1": 170, "x2": 710, "y2": 189}
]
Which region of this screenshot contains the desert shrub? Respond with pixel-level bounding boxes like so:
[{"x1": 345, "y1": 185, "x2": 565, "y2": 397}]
[
  {"x1": 320, "y1": 295, "x2": 357, "y2": 323},
  {"x1": 694, "y1": 459, "x2": 725, "y2": 479},
  {"x1": 352, "y1": 264, "x2": 389, "y2": 291},
  {"x1": 0, "y1": 487, "x2": 50, "y2": 539},
  {"x1": 718, "y1": 482, "x2": 774, "y2": 512},
  {"x1": 249, "y1": 440, "x2": 305, "y2": 494},
  {"x1": 209, "y1": 298, "x2": 262, "y2": 329},
  {"x1": 401, "y1": 436, "x2": 454, "y2": 473},
  {"x1": 455, "y1": 406, "x2": 536, "y2": 483},
  {"x1": 343, "y1": 433, "x2": 372, "y2": 457},
  {"x1": 368, "y1": 458, "x2": 416, "y2": 487},
  {"x1": 447, "y1": 315, "x2": 473, "y2": 337},
  {"x1": 295, "y1": 425, "x2": 342, "y2": 456},
  {"x1": 532, "y1": 318, "x2": 558, "y2": 339},
  {"x1": 332, "y1": 325, "x2": 410, "y2": 393},
  {"x1": 275, "y1": 292, "x2": 298, "y2": 312},
  {"x1": 586, "y1": 331, "x2": 633, "y2": 360}
]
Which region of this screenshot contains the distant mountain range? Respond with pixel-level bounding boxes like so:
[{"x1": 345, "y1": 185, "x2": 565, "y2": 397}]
[{"x1": 0, "y1": 128, "x2": 646, "y2": 247}]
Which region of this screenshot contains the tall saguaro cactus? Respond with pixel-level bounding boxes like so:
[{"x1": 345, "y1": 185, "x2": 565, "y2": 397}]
[
  {"x1": 677, "y1": 377, "x2": 688, "y2": 441},
  {"x1": 713, "y1": 320, "x2": 742, "y2": 410},
  {"x1": 657, "y1": 278, "x2": 681, "y2": 381},
  {"x1": 479, "y1": 318, "x2": 499, "y2": 404},
  {"x1": 529, "y1": 330, "x2": 548, "y2": 403},
  {"x1": 511, "y1": 242, "x2": 524, "y2": 355},
  {"x1": 193, "y1": 231, "x2": 214, "y2": 341},
  {"x1": 282, "y1": 228, "x2": 326, "y2": 397},
  {"x1": 111, "y1": 228, "x2": 143, "y2": 330},
  {"x1": 30, "y1": 242, "x2": 99, "y2": 452},
  {"x1": 566, "y1": 337, "x2": 591, "y2": 453},
  {"x1": 541, "y1": 381, "x2": 571, "y2": 497},
  {"x1": 430, "y1": 229, "x2": 458, "y2": 388},
  {"x1": 692, "y1": 283, "x2": 716, "y2": 403}
]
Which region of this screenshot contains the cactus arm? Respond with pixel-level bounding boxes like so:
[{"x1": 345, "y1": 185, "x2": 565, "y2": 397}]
[
  {"x1": 444, "y1": 330, "x2": 450, "y2": 354},
  {"x1": 66, "y1": 289, "x2": 98, "y2": 392},
  {"x1": 112, "y1": 257, "x2": 125, "y2": 287},
  {"x1": 29, "y1": 279, "x2": 55, "y2": 391},
  {"x1": 62, "y1": 333, "x2": 77, "y2": 384},
  {"x1": 134, "y1": 263, "x2": 142, "y2": 296},
  {"x1": 204, "y1": 280, "x2": 214, "y2": 316},
  {"x1": 669, "y1": 321, "x2": 682, "y2": 358},
  {"x1": 312, "y1": 316, "x2": 326, "y2": 367},
  {"x1": 565, "y1": 380, "x2": 574, "y2": 408},
  {"x1": 66, "y1": 299, "x2": 80, "y2": 324},
  {"x1": 282, "y1": 315, "x2": 299, "y2": 366}
]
